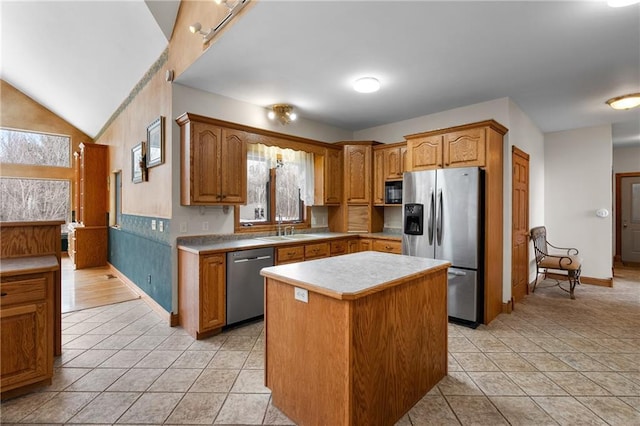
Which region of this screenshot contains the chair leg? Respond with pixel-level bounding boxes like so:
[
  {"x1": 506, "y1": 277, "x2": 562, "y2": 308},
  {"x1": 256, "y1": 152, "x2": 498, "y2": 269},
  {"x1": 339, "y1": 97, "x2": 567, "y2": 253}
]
[
  {"x1": 532, "y1": 265, "x2": 540, "y2": 293},
  {"x1": 568, "y1": 270, "x2": 579, "y2": 300}
]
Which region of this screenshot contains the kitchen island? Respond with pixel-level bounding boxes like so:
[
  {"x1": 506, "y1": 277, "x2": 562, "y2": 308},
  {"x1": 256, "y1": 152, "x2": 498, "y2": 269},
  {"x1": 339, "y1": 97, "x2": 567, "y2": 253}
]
[{"x1": 260, "y1": 251, "x2": 450, "y2": 426}]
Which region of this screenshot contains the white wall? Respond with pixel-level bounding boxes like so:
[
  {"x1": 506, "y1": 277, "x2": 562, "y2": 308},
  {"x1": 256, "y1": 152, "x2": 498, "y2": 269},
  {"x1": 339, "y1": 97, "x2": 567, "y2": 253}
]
[
  {"x1": 544, "y1": 125, "x2": 613, "y2": 279},
  {"x1": 613, "y1": 146, "x2": 640, "y2": 174},
  {"x1": 354, "y1": 98, "x2": 510, "y2": 143}
]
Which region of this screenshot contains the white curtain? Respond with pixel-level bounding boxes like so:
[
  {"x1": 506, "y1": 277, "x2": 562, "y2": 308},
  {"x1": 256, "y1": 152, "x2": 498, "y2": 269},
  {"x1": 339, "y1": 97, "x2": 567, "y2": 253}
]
[{"x1": 246, "y1": 143, "x2": 315, "y2": 206}]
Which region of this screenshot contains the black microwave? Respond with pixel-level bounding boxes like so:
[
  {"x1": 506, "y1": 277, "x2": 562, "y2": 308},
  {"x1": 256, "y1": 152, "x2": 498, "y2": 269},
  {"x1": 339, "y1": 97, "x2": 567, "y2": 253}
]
[{"x1": 385, "y1": 181, "x2": 402, "y2": 204}]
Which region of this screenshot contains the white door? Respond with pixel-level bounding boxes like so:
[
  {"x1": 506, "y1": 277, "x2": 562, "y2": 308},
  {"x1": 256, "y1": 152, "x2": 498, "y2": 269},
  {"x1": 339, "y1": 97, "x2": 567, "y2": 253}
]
[{"x1": 621, "y1": 176, "x2": 640, "y2": 264}]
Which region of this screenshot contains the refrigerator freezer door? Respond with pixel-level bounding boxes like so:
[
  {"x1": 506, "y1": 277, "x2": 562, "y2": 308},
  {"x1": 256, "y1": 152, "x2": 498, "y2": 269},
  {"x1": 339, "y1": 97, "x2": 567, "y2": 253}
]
[
  {"x1": 402, "y1": 171, "x2": 436, "y2": 257},
  {"x1": 435, "y1": 167, "x2": 480, "y2": 269},
  {"x1": 447, "y1": 267, "x2": 479, "y2": 323}
]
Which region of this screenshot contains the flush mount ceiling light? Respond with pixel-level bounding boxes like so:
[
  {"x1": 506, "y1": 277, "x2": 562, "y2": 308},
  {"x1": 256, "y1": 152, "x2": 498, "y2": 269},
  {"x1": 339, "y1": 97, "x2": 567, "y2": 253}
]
[
  {"x1": 267, "y1": 104, "x2": 297, "y2": 125},
  {"x1": 607, "y1": 0, "x2": 640, "y2": 7},
  {"x1": 353, "y1": 77, "x2": 381, "y2": 93},
  {"x1": 606, "y1": 93, "x2": 640, "y2": 110}
]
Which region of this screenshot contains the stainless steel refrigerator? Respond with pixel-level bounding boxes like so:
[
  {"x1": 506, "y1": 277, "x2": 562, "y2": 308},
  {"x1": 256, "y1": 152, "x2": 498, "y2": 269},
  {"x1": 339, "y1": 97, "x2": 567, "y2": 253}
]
[{"x1": 402, "y1": 167, "x2": 484, "y2": 327}]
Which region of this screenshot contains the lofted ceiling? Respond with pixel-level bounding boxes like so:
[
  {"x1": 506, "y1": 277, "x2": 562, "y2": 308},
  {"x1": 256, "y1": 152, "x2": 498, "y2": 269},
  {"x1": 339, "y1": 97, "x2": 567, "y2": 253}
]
[{"x1": 1, "y1": 0, "x2": 639, "y2": 147}]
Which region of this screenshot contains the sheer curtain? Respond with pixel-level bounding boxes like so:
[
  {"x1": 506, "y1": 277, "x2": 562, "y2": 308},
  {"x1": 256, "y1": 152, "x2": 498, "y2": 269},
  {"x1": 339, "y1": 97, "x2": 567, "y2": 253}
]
[{"x1": 246, "y1": 143, "x2": 314, "y2": 206}]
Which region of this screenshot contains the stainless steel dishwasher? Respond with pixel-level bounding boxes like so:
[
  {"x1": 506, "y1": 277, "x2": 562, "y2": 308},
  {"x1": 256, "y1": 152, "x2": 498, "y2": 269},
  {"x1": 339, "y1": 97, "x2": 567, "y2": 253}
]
[{"x1": 226, "y1": 247, "x2": 274, "y2": 326}]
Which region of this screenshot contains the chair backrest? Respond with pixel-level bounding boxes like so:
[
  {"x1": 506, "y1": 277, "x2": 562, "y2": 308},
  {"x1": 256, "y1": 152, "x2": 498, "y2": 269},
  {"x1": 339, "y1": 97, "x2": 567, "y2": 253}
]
[{"x1": 530, "y1": 226, "x2": 548, "y2": 262}]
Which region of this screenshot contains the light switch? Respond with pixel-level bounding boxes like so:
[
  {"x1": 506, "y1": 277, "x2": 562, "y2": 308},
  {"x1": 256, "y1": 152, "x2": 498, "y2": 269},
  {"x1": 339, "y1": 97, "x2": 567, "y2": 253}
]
[{"x1": 158, "y1": 220, "x2": 164, "y2": 232}]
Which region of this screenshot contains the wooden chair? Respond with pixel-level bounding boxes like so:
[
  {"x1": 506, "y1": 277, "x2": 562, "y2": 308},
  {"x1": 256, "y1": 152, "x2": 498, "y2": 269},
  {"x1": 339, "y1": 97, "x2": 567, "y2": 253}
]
[{"x1": 530, "y1": 226, "x2": 582, "y2": 299}]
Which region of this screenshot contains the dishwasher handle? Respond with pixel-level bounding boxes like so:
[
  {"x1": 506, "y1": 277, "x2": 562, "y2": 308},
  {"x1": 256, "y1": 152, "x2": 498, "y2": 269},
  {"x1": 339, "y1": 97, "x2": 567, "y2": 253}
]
[{"x1": 233, "y1": 255, "x2": 272, "y2": 263}]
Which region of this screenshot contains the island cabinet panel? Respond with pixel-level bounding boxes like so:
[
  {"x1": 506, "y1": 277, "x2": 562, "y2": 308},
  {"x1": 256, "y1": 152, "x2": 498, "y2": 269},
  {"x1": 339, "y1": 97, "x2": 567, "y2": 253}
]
[
  {"x1": 177, "y1": 113, "x2": 247, "y2": 205},
  {"x1": 264, "y1": 266, "x2": 448, "y2": 426},
  {"x1": 178, "y1": 249, "x2": 226, "y2": 339}
]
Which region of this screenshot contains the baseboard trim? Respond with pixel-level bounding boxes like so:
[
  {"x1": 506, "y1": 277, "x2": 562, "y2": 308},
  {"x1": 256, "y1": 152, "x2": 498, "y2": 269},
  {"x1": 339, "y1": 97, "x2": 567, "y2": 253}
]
[
  {"x1": 108, "y1": 263, "x2": 177, "y2": 325},
  {"x1": 545, "y1": 272, "x2": 613, "y2": 288},
  {"x1": 502, "y1": 297, "x2": 514, "y2": 314}
]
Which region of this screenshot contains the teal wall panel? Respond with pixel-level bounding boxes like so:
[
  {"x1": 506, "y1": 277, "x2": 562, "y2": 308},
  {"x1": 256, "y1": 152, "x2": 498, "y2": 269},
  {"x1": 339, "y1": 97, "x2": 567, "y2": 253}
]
[{"x1": 108, "y1": 214, "x2": 172, "y2": 312}]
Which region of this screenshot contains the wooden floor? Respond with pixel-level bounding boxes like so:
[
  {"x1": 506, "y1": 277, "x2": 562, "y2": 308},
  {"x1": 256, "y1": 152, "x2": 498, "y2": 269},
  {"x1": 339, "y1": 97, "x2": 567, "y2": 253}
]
[{"x1": 61, "y1": 254, "x2": 139, "y2": 313}]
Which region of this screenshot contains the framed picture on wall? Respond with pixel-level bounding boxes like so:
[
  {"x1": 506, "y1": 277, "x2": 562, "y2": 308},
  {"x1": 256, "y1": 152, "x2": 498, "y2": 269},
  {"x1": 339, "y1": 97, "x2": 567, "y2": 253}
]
[
  {"x1": 131, "y1": 142, "x2": 146, "y2": 183},
  {"x1": 146, "y1": 116, "x2": 165, "y2": 168}
]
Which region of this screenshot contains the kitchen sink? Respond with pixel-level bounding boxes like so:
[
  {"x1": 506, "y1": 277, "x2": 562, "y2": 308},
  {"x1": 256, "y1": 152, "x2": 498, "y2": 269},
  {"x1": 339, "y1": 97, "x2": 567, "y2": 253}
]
[
  {"x1": 256, "y1": 234, "x2": 322, "y2": 242},
  {"x1": 257, "y1": 236, "x2": 291, "y2": 242},
  {"x1": 282, "y1": 234, "x2": 320, "y2": 240}
]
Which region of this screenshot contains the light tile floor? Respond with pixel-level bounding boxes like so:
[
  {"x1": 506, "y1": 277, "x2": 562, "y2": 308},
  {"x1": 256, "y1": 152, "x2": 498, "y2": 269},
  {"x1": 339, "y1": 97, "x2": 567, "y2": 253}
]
[{"x1": 2, "y1": 272, "x2": 639, "y2": 425}]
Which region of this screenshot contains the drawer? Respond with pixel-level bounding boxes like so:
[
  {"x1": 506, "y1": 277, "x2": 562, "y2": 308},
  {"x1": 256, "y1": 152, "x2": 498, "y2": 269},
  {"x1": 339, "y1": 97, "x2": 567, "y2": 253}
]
[
  {"x1": 1, "y1": 274, "x2": 49, "y2": 307},
  {"x1": 305, "y1": 242, "x2": 330, "y2": 260},
  {"x1": 276, "y1": 245, "x2": 304, "y2": 264},
  {"x1": 330, "y1": 240, "x2": 348, "y2": 256},
  {"x1": 372, "y1": 239, "x2": 402, "y2": 254}
]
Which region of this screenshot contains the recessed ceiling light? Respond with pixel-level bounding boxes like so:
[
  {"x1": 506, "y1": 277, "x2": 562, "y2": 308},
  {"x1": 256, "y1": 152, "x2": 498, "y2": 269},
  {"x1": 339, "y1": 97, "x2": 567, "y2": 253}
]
[
  {"x1": 607, "y1": 0, "x2": 640, "y2": 7},
  {"x1": 606, "y1": 93, "x2": 640, "y2": 110},
  {"x1": 353, "y1": 77, "x2": 380, "y2": 93}
]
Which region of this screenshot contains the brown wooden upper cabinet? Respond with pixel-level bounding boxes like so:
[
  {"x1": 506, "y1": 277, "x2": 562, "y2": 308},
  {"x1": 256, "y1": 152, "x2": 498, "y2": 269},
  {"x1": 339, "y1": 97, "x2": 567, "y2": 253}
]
[
  {"x1": 177, "y1": 113, "x2": 247, "y2": 205},
  {"x1": 406, "y1": 126, "x2": 486, "y2": 171},
  {"x1": 314, "y1": 147, "x2": 342, "y2": 205},
  {"x1": 74, "y1": 143, "x2": 108, "y2": 226},
  {"x1": 344, "y1": 144, "x2": 371, "y2": 204},
  {"x1": 383, "y1": 145, "x2": 407, "y2": 180}
]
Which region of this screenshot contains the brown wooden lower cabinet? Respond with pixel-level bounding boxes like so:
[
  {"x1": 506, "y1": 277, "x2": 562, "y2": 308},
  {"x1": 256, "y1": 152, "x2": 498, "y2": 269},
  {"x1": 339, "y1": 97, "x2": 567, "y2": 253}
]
[
  {"x1": 0, "y1": 256, "x2": 57, "y2": 398},
  {"x1": 372, "y1": 239, "x2": 402, "y2": 254},
  {"x1": 178, "y1": 250, "x2": 226, "y2": 339},
  {"x1": 68, "y1": 226, "x2": 108, "y2": 269}
]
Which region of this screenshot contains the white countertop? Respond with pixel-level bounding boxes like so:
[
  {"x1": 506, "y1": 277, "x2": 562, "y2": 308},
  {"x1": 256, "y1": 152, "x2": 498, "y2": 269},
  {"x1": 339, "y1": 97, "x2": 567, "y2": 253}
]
[{"x1": 260, "y1": 251, "x2": 450, "y2": 300}]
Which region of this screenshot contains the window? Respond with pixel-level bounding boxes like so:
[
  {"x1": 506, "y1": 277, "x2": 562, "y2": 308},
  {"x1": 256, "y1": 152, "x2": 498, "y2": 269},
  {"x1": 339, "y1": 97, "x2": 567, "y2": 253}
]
[
  {"x1": 239, "y1": 143, "x2": 314, "y2": 227},
  {"x1": 0, "y1": 128, "x2": 73, "y2": 225},
  {"x1": 0, "y1": 178, "x2": 70, "y2": 222},
  {"x1": 0, "y1": 128, "x2": 71, "y2": 167}
]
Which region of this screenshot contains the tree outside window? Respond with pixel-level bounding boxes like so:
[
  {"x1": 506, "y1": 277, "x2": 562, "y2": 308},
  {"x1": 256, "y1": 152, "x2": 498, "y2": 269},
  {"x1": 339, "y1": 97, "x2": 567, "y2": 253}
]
[
  {"x1": 0, "y1": 127, "x2": 72, "y2": 223},
  {"x1": 239, "y1": 144, "x2": 314, "y2": 226}
]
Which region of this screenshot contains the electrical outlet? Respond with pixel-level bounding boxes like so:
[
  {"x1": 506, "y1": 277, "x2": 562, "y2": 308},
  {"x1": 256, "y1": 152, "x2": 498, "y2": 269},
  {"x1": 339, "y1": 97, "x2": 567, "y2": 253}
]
[
  {"x1": 151, "y1": 219, "x2": 156, "y2": 230},
  {"x1": 158, "y1": 220, "x2": 164, "y2": 232},
  {"x1": 147, "y1": 274, "x2": 151, "y2": 284},
  {"x1": 202, "y1": 221, "x2": 209, "y2": 231},
  {"x1": 179, "y1": 222, "x2": 187, "y2": 233},
  {"x1": 294, "y1": 287, "x2": 308, "y2": 303}
]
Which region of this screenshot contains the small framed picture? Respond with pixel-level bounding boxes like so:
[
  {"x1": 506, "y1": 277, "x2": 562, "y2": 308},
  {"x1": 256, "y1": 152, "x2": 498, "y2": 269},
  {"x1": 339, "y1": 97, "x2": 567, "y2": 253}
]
[
  {"x1": 146, "y1": 116, "x2": 165, "y2": 168},
  {"x1": 131, "y1": 142, "x2": 146, "y2": 183}
]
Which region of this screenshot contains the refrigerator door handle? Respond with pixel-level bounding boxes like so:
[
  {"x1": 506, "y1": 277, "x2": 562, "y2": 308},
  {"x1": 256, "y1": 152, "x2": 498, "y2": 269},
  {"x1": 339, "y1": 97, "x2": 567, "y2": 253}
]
[
  {"x1": 428, "y1": 189, "x2": 435, "y2": 244},
  {"x1": 448, "y1": 270, "x2": 467, "y2": 277},
  {"x1": 436, "y1": 189, "x2": 443, "y2": 245}
]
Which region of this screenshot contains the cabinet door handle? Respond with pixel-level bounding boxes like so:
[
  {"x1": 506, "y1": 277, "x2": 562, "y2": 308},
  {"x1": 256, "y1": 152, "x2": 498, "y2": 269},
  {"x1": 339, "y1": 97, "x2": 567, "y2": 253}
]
[{"x1": 1, "y1": 292, "x2": 7, "y2": 297}]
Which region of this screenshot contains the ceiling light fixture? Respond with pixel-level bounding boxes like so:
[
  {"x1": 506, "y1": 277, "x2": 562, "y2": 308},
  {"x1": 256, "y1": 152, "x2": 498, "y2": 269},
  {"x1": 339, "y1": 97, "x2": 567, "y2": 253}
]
[
  {"x1": 606, "y1": 93, "x2": 640, "y2": 110},
  {"x1": 607, "y1": 0, "x2": 640, "y2": 7},
  {"x1": 189, "y1": 0, "x2": 248, "y2": 44},
  {"x1": 267, "y1": 104, "x2": 298, "y2": 125},
  {"x1": 353, "y1": 77, "x2": 381, "y2": 93}
]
